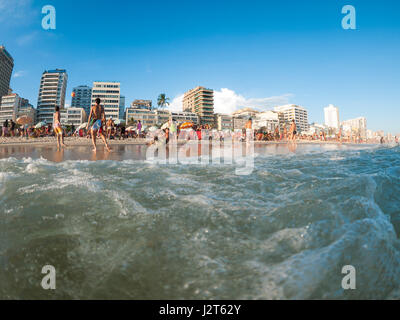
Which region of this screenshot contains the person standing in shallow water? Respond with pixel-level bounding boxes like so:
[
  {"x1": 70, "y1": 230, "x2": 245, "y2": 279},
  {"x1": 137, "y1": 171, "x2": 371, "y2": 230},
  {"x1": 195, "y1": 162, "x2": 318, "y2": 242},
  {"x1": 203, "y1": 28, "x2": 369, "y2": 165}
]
[
  {"x1": 86, "y1": 98, "x2": 111, "y2": 152},
  {"x1": 53, "y1": 106, "x2": 66, "y2": 150},
  {"x1": 290, "y1": 120, "x2": 297, "y2": 141}
]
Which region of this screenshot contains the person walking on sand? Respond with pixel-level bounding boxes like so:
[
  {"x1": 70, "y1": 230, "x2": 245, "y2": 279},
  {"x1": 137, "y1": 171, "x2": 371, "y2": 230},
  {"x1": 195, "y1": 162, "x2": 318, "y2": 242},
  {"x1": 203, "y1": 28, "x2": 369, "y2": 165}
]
[
  {"x1": 53, "y1": 106, "x2": 67, "y2": 149},
  {"x1": 2, "y1": 119, "x2": 8, "y2": 137},
  {"x1": 86, "y1": 98, "x2": 111, "y2": 152},
  {"x1": 137, "y1": 120, "x2": 142, "y2": 137},
  {"x1": 10, "y1": 120, "x2": 15, "y2": 137},
  {"x1": 289, "y1": 120, "x2": 297, "y2": 141}
]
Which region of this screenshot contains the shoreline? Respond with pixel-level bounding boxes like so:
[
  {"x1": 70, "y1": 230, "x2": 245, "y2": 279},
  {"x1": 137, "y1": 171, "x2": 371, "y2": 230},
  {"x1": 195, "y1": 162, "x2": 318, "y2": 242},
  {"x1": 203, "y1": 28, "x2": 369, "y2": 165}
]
[{"x1": 0, "y1": 137, "x2": 378, "y2": 148}]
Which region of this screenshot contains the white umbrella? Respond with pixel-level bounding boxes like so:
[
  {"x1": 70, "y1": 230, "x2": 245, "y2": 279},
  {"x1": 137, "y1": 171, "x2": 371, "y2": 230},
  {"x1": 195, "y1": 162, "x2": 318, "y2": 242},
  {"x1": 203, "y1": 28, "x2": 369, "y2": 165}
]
[
  {"x1": 35, "y1": 121, "x2": 46, "y2": 129},
  {"x1": 148, "y1": 126, "x2": 158, "y2": 132},
  {"x1": 114, "y1": 119, "x2": 125, "y2": 125},
  {"x1": 77, "y1": 123, "x2": 87, "y2": 130},
  {"x1": 126, "y1": 126, "x2": 136, "y2": 131},
  {"x1": 161, "y1": 122, "x2": 169, "y2": 130}
]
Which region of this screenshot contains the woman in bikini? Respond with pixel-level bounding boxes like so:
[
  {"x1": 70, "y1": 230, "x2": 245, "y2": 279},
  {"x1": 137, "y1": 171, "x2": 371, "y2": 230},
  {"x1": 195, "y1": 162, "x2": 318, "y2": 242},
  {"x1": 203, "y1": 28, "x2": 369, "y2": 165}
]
[
  {"x1": 53, "y1": 106, "x2": 66, "y2": 150},
  {"x1": 86, "y1": 98, "x2": 111, "y2": 152}
]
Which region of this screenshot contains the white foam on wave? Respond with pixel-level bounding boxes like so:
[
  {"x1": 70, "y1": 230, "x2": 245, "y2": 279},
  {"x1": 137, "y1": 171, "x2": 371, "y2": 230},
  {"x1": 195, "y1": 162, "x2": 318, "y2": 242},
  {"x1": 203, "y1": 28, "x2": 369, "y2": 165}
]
[{"x1": 248, "y1": 174, "x2": 400, "y2": 299}]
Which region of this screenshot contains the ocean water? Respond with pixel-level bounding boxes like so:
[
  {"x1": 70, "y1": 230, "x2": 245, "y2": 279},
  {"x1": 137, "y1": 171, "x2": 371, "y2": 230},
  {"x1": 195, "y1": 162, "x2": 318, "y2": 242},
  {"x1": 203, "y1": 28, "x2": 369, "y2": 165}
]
[{"x1": 1, "y1": 144, "x2": 400, "y2": 300}]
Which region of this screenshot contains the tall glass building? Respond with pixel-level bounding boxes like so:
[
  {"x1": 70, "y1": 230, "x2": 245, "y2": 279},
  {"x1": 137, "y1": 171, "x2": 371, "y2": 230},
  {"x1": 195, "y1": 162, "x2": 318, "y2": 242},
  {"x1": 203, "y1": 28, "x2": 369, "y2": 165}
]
[
  {"x1": 0, "y1": 46, "x2": 14, "y2": 98},
  {"x1": 71, "y1": 85, "x2": 92, "y2": 115}
]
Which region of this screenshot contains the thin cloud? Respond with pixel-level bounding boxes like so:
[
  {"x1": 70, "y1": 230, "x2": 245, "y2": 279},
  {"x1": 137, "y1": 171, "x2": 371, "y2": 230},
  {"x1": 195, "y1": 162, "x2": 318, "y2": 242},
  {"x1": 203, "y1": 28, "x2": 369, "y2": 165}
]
[
  {"x1": 16, "y1": 31, "x2": 38, "y2": 46},
  {"x1": 167, "y1": 89, "x2": 293, "y2": 115},
  {"x1": 13, "y1": 70, "x2": 27, "y2": 78},
  {"x1": 0, "y1": 0, "x2": 35, "y2": 25}
]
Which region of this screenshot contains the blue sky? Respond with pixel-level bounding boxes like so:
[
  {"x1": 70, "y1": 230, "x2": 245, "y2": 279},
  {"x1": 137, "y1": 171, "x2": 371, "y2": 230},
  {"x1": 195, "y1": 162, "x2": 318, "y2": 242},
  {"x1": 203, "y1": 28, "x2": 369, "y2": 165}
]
[{"x1": 1, "y1": 0, "x2": 399, "y2": 133}]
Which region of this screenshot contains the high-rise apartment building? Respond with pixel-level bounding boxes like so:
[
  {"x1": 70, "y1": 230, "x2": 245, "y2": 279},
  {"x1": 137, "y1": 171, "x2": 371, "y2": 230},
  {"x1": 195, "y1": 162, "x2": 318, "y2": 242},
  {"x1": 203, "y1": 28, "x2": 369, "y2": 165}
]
[
  {"x1": 65, "y1": 107, "x2": 87, "y2": 126},
  {"x1": 71, "y1": 85, "x2": 92, "y2": 115},
  {"x1": 341, "y1": 117, "x2": 367, "y2": 138},
  {"x1": 0, "y1": 93, "x2": 21, "y2": 122},
  {"x1": 131, "y1": 99, "x2": 152, "y2": 110},
  {"x1": 253, "y1": 111, "x2": 280, "y2": 132},
  {"x1": 183, "y1": 86, "x2": 214, "y2": 125},
  {"x1": 324, "y1": 104, "x2": 340, "y2": 129},
  {"x1": 119, "y1": 95, "x2": 126, "y2": 120},
  {"x1": 232, "y1": 107, "x2": 260, "y2": 119},
  {"x1": 91, "y1": 81, "x2": 120, "y2": 120},
  {"x1": 0, "y1": 93, "x2": 35, "y2": 123},
  {"x1": 274, "y1": 104, "x2": 309, "y2": 133},
  {"x1": 215, "y1": 114, "x2": 233, "y2": 131},
  {"x1": 37, "y1": 69, "x2": 68, "y2": 124},
  {"x1": 0, "y1": 46, "x2": 14, "y2": 98},
  {"x1": 18, "y1": 99, "x2": 36, "y2": 121}
]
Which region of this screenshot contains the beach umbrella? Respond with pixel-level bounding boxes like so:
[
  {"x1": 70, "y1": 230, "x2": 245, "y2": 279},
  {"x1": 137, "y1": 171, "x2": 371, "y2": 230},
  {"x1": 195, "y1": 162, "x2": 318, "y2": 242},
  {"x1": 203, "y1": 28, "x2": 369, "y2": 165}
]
[
  {"x1": 180, "y1": 122, "x2": 194, "y2": 130},
  {"x1": 148, "y1": 126, "x2": 158, "y2": 132},
  {"x1": 126, "y1": 126, "x2": 136, "y2": 131},
  {"x1": 161, "y1": 122, "x2": 169, "y2": 130},
  {"x1": 35, "y1": 121, "x2": 47, "y2": 129},
  {"x1": 114, "y1": 119, "x2": 125, "y2": 125},
  {"x1": 16, "y1": 115, "x2": 33, "y2": 125},
  {"x1": 77, "y1": 123, "x2": 87, "y2": 130},
  {"x1": 181, "y1": 128, "x2": 194, "y2": 132}
]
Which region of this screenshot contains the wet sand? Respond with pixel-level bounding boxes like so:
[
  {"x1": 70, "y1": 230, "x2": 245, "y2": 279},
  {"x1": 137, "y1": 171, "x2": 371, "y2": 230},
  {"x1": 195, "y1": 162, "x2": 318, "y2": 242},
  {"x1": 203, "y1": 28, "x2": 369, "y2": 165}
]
[{"x1": 0, "y1": 138, "x2": 377, "y2": 163}]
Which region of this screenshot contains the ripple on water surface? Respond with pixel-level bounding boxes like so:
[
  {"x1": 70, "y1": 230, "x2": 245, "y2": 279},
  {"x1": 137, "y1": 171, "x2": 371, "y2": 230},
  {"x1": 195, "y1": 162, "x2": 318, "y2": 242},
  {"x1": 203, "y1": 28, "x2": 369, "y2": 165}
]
[{"x1": 0, "y1": 145, "x2": 400, "y2": 299}]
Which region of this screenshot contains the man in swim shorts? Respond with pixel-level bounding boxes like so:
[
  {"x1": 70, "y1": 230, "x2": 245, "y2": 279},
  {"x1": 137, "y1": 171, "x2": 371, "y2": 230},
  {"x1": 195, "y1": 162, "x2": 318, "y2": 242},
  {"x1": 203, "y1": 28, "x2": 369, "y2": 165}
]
[{"x1": 86, "y1": 98, "x2": 111, "y2": 152}]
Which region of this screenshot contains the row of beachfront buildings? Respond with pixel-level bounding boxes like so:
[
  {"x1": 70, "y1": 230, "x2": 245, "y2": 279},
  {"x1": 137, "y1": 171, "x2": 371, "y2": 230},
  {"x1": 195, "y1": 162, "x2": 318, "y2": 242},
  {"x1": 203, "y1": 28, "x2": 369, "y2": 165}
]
[{"x1": 0, "y1": 45, "x2": 372, "y2": 138}]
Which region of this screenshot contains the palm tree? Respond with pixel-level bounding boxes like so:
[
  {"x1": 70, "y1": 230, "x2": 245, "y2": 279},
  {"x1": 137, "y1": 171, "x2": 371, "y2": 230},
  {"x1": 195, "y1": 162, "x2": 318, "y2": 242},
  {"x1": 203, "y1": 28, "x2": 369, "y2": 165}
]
[
  {"x1": 128, "y1": 118, "x2": 135, "y2": 126},
  {"x1": 157, "y1": 94, "x2": 170, "y2": 109}
]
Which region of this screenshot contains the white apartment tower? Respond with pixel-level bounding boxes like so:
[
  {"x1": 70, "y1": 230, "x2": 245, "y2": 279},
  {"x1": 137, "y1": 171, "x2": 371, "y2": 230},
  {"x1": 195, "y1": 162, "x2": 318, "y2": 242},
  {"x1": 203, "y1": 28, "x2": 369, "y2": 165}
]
[
  {"x1": 324, "y1": 104, "x2": 340, "y2": 129},
  {"x1": 341, "y1": 117, "x2": 367, "y2": 138},
  {"x1": 37, "y1": 69, "x2": 68, "y2": 124},
  {"x1": 0, "y1": 93, "x2": 21, "y2": 122},
  {"x1": 274, "y1": 104, "x2": 309, "y2": 133},
  {"x1": 91, "y1": 81, "x2": 120, "y2": 120}
]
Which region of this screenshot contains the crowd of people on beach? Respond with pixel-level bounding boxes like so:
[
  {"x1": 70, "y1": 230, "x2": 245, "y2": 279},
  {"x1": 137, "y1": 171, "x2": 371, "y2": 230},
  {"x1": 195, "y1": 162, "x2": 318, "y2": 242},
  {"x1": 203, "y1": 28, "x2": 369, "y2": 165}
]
[{"x1": 1, "y1": 100, "x2": 398, "y2": 149}]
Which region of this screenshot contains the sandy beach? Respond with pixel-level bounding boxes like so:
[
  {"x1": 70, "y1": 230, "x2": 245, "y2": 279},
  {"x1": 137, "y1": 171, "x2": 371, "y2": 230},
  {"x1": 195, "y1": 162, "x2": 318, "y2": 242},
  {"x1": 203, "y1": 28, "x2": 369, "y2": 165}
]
[{"x1": 0, "y1": 135, "x2": 366, "y2": 147}]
